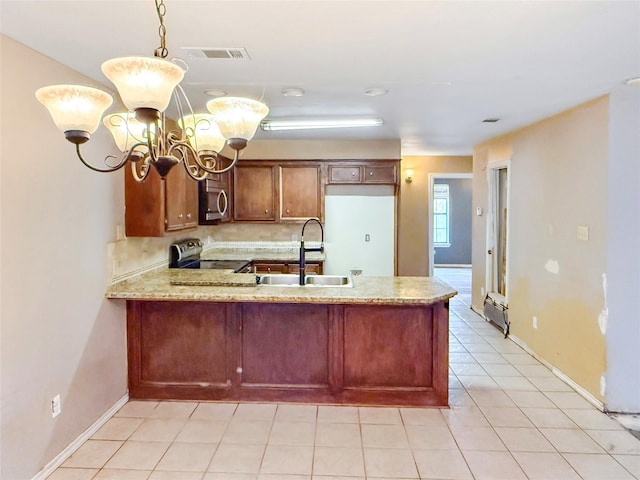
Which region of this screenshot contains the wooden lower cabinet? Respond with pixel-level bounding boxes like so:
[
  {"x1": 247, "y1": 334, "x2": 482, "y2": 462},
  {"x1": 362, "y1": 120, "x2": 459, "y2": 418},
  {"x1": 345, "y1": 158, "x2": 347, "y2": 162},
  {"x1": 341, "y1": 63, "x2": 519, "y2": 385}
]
[
  {"x1": 127, "y1": 300, "x2": 449, "y2": 406},
  {"x1": 253, "y1": 261, "x2": 323, "y2": 275}
]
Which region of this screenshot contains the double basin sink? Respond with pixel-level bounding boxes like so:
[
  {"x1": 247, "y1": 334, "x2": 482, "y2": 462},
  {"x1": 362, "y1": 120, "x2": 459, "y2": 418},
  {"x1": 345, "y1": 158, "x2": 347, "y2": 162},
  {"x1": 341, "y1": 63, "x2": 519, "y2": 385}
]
[{"x1": 257, "y1": 274, "x2": 352, "y2": 288}]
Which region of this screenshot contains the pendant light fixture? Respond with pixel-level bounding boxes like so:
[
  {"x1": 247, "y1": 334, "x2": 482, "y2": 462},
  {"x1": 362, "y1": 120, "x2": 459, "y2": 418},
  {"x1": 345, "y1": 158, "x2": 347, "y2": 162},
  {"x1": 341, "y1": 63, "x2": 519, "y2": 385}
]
[{"x1": 35, "y1": 0, "x2": 268, "y2": 182}]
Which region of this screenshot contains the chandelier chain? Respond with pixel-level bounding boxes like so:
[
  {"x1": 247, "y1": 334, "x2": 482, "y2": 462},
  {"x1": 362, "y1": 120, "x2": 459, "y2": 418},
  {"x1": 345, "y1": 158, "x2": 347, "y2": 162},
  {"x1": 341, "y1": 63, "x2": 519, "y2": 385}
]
[{"x1": 154, "y1": 0, "x2": 168, "y2": 58}]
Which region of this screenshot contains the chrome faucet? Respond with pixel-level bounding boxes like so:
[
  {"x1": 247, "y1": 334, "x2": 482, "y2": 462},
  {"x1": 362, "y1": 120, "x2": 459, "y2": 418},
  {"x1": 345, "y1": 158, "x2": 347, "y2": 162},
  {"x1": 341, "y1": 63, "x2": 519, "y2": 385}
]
[{"x1": 299, "y1": 218, "x2": 325, "y2": 285}]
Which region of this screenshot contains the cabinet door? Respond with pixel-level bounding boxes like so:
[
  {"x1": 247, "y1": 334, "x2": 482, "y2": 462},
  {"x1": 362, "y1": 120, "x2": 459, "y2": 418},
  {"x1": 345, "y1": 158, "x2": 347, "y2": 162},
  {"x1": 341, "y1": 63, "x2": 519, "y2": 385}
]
[
  {"x1": 280, "y1": 165, "x2": 321, "y2": 220},
  {"x1": 288, "y1": 262, "x2": 323, "y2": 275},
  {"x1": 253, "y1": 262, "x2": 287, "y2": 274},
  {"x1": 363, "y1": 165, "x2": 397, "y2": 184},
  {"x1": 329, "y1": 165, "x2": 361, "y2": 183},
  {"x1": 233, "y1": 165, "x2": 276, "y2": 221},
  {"x1": 165, "y1": 165, "x2": 198, "y2": 231},
  {"x1": 125, "y1": 167, "x2": 165, "y2": 237}
]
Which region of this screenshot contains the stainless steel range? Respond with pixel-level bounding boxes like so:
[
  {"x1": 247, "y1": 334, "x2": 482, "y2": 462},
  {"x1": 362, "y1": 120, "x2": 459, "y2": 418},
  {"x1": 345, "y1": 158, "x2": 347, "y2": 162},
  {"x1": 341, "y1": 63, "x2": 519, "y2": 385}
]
[{"x1": 169, "y1": 238, "x2": 252, "y2": 273}]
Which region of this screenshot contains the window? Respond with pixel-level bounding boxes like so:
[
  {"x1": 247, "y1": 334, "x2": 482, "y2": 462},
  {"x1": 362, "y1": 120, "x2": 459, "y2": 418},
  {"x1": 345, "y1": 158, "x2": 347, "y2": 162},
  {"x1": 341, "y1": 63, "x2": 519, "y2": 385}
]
[{"x1": 433, "y1": 183, "x2": 450, "y2": 246}]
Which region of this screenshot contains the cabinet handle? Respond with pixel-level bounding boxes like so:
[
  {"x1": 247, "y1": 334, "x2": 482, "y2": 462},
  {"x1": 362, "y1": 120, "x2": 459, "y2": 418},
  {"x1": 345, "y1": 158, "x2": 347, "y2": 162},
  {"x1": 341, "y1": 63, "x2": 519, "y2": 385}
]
[
  {"x1": 286, "y1": 209, "x2": 290, "y2": 214},
  {"x1": 187, "y1": 213, "x2": 192, "y2": 219},
  {"x1": 265, "y1": 209, "x2": 269, "y2": 214},
  {"x1": 370, "y1": 171, "x2": 374, "y2": 176},
  {"x1": 352, "y1": 171, "x2": 356, "y2": 176},
  {"x1": 217, "y1": 190, "x2": 228, "y2": 216},
  {"x1": 178, "y1": 213, "x2": 183, "y2": 219}
]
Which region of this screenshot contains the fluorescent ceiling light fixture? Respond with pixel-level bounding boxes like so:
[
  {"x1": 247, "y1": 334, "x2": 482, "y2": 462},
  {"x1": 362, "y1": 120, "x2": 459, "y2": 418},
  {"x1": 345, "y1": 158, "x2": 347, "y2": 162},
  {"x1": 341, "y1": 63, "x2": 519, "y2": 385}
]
[{"x1": 261, "y1": 118, "x2": 383, "y2": 131}]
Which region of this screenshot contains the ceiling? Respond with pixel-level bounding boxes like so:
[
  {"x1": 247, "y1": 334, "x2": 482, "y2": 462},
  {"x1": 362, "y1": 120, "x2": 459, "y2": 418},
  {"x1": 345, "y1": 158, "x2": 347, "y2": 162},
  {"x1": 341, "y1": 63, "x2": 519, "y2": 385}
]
[{"x1": 1, "y1": 1, "x2": 639, "y2": 155}]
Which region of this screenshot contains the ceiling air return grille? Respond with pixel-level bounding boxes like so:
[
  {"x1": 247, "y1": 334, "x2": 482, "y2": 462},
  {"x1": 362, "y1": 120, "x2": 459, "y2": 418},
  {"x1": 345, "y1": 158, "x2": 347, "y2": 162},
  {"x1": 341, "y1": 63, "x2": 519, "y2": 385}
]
[{"x1": 180, "y1": 47, "x2": 251, "y2": 60}]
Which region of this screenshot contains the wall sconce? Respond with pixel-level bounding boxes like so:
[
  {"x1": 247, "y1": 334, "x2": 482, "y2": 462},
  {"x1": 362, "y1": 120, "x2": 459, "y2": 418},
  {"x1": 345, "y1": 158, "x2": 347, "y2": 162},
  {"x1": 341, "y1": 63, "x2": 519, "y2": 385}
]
[{"x1": 405, "y1": 169, "x2": 414, "y2": 183}]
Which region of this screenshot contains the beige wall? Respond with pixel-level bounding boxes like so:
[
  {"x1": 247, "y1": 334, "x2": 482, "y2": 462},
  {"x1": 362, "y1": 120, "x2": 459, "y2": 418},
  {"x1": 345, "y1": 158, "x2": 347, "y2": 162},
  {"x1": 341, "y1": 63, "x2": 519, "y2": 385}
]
[
  {"x1": 472, "y1": 96, "x2": 609, "y2": 401},
  {"x1": 398, "y1": 156, "x2": 473, "y2": 276},
  {"x1": 0, "y1": 35, "x2": 128, "y2": 478},
  {"x1": 241, "y1": 139, "x2": 400, "y2": 160}
]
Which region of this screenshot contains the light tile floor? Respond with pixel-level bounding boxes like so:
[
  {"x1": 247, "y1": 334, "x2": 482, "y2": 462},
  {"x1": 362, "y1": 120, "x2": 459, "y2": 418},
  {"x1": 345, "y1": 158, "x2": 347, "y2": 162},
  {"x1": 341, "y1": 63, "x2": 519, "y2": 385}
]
[{"x1": 47, "y1": 268, "x2": 639, "y2": 480}]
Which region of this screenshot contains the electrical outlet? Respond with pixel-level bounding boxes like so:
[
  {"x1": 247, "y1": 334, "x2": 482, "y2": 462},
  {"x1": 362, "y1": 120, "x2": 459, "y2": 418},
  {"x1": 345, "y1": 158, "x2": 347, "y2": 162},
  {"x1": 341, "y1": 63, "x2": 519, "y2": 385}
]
[
  {"x1": 51, "y1": 394, "x2": 61, "y2": 418},
  {"x1": 532, "y1": 316, "x2": 538, "y2": 329}
]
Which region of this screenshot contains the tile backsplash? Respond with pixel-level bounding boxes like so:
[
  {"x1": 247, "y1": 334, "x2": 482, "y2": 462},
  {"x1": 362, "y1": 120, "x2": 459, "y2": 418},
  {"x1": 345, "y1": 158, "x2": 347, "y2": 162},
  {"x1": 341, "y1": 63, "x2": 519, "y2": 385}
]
[{"x1": 107, "y1": 223, "x2": 313, "y2": 283}]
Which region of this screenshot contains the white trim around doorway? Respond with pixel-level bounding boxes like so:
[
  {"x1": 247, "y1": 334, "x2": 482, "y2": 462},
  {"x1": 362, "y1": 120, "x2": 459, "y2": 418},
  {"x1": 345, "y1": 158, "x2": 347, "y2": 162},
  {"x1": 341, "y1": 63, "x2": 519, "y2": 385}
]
[{"x1": 427, "y1": 173, "x2": 473, "y2": 277}]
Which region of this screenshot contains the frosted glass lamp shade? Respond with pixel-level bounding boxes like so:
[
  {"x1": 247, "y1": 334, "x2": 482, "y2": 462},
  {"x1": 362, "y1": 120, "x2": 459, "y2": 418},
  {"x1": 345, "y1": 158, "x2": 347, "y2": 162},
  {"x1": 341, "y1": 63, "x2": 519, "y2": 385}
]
[
  {"x1": 178, "y1": 114, "x2": 226, "y2": 153},
  {"x1": 35, "y1": 85, "x2": 113, "y2": 134},
  {"x1": 103, "y1": 113, "x2": 155, "y2": 152},
  {"x1": 101, "y1": 56, "x2": 184, "y2": 112},
  {"x1": 206, "y1": 97, "x2": 269, "y2": 141}
]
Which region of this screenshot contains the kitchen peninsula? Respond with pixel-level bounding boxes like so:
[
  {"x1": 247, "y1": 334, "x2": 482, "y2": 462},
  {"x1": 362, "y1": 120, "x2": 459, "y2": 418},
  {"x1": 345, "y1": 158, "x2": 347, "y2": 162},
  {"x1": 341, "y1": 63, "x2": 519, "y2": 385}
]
[{"x1": 106, "y1": 270, "x2": 456, "y2": 407}]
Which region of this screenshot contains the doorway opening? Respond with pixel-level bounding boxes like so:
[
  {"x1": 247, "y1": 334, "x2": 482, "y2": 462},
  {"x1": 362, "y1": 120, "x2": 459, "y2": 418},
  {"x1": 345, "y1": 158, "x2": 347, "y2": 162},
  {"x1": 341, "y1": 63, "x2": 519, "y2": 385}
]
[
  {"x1": 484, "y1": 161, "x2": 511, "y2": 336},
  {"x1": 427, "y1": 173, "x2": 473, "y2": 276}
]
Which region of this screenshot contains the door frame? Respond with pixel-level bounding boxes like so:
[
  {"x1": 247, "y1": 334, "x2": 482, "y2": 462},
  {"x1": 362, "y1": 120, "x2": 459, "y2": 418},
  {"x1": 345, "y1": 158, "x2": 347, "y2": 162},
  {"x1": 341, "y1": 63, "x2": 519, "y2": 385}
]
[
  {"x1": 485, "y1": 160, "x2": 511, "y2": 303},
  {"x1": 427, "y1": 173, "x2": 473, "y2": 276}
]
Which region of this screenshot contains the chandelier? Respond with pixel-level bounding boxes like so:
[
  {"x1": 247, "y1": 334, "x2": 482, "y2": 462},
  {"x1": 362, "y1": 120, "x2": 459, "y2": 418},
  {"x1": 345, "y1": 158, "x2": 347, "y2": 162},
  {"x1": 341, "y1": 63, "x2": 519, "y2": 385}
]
[{"x1": 35, "y1": 0, "x2": 269, "y2": 182}]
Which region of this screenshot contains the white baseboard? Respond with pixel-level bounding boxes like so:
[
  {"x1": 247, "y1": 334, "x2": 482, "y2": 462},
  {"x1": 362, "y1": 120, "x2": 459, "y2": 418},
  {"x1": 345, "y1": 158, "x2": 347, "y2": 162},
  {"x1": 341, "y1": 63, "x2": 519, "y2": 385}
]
[
  {"x1": 467, "y1": 305, "x2": 605, "y2": 412},
  {"x1": 32, "y1": 393, "x2": 129, "y2": 480}
]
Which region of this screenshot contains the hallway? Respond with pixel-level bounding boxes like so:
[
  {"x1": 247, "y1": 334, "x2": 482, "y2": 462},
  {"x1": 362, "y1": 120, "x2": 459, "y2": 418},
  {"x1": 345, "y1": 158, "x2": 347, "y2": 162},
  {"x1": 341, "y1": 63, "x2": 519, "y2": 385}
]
[{"x1": 47, "y1": 268, "x2": 640, "y2": 480}]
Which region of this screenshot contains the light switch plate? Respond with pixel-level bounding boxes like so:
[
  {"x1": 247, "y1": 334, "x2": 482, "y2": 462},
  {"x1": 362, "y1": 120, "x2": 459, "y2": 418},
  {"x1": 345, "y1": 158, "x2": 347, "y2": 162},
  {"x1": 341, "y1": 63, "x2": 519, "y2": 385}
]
[{"x1": 577, "y1": 225, "x2": 589, "y2": 241}]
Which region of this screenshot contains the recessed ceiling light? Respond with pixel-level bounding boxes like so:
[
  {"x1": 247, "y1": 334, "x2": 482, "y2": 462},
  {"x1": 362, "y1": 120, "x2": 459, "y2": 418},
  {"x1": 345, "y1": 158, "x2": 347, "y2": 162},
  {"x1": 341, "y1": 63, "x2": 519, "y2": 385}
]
[
  {"x1": 626, "y1": 77, "x2": 640, "y2": 86},
  {"x1": 364, "y1": 87, "x2": 388, "y2": 97},
  {"x1": 204, "y1": 89, "x2": 227, "y2": 97},
  {"x1": 282, "y1": 87, "x2": 305, "y2": 97},
  {"x1": 482, "y1": 118, "x2": 501, "y2": 123}
]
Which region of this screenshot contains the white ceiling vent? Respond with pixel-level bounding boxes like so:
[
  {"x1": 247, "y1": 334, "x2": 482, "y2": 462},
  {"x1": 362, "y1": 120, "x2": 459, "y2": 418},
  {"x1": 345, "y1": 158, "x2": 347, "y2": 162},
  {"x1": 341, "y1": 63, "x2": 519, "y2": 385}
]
[{"x1": 180, "y1": 47, "x2": 251, "y2": 60}]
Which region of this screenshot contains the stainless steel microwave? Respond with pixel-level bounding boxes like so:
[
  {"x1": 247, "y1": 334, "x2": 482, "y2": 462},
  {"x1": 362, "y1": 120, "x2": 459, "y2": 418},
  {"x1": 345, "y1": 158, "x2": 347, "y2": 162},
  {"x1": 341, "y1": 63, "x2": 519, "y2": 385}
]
[{"x1": 199, "y1": 177, "x2": 230, "y2": 223}]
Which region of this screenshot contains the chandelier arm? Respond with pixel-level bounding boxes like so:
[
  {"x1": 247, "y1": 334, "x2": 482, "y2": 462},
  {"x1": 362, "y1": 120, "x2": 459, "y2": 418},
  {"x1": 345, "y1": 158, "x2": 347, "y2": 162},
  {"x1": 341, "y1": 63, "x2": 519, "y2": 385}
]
[
  {"x1": 170, "y1": 140, "x2": 239, "y2": 175},
  {"x1": 202, "y1": 149, "x2": 239, "y2": 175},
  {"x1": 145, "y1": 123, "x2": 159, "y2": 163},
  {"x1": 130, "y1": 158, "x2": 152, "y2": 183},
  {"x1": 166, "y1": 141, "x2": 207, "y2": 181},
  {"x1": 184, "y1": 162, "x2": 209, "y2": 181},
  {"x1": 75, "y1": 144, "x2": 128, "y2": 173}
]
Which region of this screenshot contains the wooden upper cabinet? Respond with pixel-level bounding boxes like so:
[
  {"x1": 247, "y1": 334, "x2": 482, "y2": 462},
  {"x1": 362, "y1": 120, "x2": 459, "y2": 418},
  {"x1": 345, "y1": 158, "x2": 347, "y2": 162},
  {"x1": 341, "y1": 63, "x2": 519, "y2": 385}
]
[
  {"x1": 329, "y1": 165, "x2": 361, "y2": 183},
  {"x1": 280, "y1": 165, "x2": 322, "y2": 221},
  {"x1": 125, "y1": 164, "x2": 199, "y2": 237},
  {"x1": 327, "y1": 160, "x2": 399, "y2": 186},
  {"x1": 233, "y1": 164, "x2": 276, "y2": 221},
  {"x1": 165, "y1": 164, "x2": 198, "y2": 231},
  {"x1": 363, "y1": 164, "x2": 397, "y2": 184}
]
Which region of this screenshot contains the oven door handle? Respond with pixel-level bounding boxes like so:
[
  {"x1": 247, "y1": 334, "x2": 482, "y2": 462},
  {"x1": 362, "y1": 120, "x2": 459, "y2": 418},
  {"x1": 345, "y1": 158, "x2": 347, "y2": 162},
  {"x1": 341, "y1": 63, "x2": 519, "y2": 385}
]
[{"x1": 217, "y1": 189, "x2": 228, "y2": 217}]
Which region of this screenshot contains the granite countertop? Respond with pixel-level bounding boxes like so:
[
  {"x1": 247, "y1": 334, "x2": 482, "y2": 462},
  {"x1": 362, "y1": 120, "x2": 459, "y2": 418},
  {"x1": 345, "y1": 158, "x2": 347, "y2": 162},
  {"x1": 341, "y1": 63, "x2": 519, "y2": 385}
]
[{"x1": 105, "y1": 268, "x2": 457, "y2": 306}]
